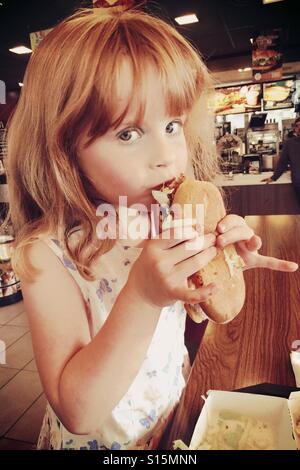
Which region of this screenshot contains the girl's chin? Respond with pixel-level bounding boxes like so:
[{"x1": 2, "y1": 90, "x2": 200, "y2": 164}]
[{"x1": 127, "y1": 194, "x2": 155, "y2": 209}]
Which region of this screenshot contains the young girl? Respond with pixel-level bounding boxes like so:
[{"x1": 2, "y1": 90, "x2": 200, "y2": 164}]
[{"x1": 6, "y1": 7, "x2": 298, "y2": 450}]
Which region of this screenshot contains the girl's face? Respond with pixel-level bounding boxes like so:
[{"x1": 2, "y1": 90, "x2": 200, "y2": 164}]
[{"x1": 78, "y1": 60, "x2": 188, "y2": 210}]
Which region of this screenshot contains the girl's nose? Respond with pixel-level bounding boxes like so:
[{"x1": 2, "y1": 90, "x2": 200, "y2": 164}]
[{"x1": 149, "y1": 140, "x2": 176, "y2": 169}]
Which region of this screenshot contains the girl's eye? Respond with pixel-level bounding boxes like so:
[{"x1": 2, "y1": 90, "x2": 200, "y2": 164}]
[
  {"x1": 118, "y1": 128, "x2": 141, "y2": 143},
  {"x1": 117, "y1": 119, "x2": 184, "y2": 142},
  {"x1": 166, "y1": 120, "x2": 183, "y2": 135}
]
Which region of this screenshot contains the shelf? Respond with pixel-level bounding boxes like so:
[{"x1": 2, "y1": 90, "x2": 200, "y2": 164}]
[{"x1": 0, "y1": 290, "x2": 23, "y2": 307}]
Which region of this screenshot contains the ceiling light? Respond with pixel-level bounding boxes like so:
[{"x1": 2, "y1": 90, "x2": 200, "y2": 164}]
[
  {"x1": 175, "y1": 14, "x2": 199, "y2": 25},
  {"x1": 9, "y1": 46, "x2": 32, "y2": 54},
  {"x1": 262, "y1": 0, "x2": 284, "y2": 4},
  {"x1": 18, "y1": 83, "x2": 24, "y2": 87},
  {"x1": 250, "y1": 38, "x2": 253, "y2": 44}
]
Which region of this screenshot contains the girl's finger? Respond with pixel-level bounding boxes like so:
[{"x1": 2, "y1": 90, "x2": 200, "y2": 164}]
[
  {"x1": 175, "y1": 282, "x2": 220, "y2": 305},
  {"x1": 250, "y1": 254, "x2": 298, "y2": 272},
  {"x1": 217, "y1": 214, "x2": 246, "y2": 233},
  {"x1": 245, "y1": 234, "x2": 262, "y2": 252},
  {"x1": 170, "y1": 233, "x2": 216, "y2": 265},
  {"x1": 217, "y1": 225, "x2": 254, "y2": 248},
  {"x1": 153, "y1": 220, "x2": 199, "y2": 249},
  {"x1": 174, "y1": 246, "x2": 218, "y2": 281}
]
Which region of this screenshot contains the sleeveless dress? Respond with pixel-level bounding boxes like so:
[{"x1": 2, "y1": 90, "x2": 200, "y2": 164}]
[{"x1": 36, "y1": 234, "x2": 192, "y2": 450}]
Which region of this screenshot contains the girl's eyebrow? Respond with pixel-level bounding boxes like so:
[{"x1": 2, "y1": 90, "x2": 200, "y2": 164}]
[
  {"x1": 113, "y1": 113, "x2": 188, "y2": 131},
  {"x1": 121, "y1": 113, "x2": 187, "y2": 126},
  {"x1": 119, "y1": 118, "x2": 137, "y2": 127},
  {"x1": 113, "y1": 119, "x2": 138, "y2": 131}
]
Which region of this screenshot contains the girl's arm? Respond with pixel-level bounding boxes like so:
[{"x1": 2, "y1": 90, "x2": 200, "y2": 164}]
[
  {"x1": 23, "y1": 224, "x2": 216, "y2": 434},
  {"x1": 22, "y1": 241, "x2": 161, "y2": 435}
]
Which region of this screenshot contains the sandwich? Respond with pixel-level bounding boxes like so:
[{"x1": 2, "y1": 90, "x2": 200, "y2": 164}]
[
  {"x1": 252, "y1": 49, "x2": 281, "y2": 71},
  {"x1": 152, "y1": 175, "x2": 245, "y2": 324},
  {"x1": 263, "y1": 85, "x2": 290, "y2": 103}
]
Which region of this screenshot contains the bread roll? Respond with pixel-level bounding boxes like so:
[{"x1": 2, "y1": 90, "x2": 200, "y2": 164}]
[{"x1": 172, "y1": 179, "x2": 246, "y2": 324}]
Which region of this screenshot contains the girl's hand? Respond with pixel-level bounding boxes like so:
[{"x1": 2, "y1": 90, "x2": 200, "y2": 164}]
[
  {"x1": 126, "y1": 222, "x2": 219, "y2": 308},
  {"x1": 216, "y1": 214, "x2": 299, "y2": 272}
]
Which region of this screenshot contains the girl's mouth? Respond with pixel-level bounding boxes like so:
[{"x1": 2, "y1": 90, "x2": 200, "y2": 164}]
[{"x1": 152, "y1": 177, "x2": 176, "y2": 192}]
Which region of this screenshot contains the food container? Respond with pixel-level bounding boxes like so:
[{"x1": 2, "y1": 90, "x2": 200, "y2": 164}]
[
  {"x1": 0, "y1": 235, "x2": 22, "y2": 306},
  {"x1": 174, "y1": 390, "x2": 299, "y2": 450},
  {"x1": 0, "y1": 235, "x2": 14, "y2": 262},
  {"x1": 0, "y1": 268, "x2": 20, "y2": 296},
  {"x1": 262, "y1": 154, "x2": 274, "y2": 171}
]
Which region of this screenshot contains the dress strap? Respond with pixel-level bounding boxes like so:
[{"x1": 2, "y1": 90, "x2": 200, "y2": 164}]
[{"x1": 42, "y1": 237, "x2": 90, "y2": 303}]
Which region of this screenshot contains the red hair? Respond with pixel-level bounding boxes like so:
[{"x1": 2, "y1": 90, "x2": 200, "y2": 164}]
[{"x1": 6, "y1": 7, "x2": 218, "y2": 281}]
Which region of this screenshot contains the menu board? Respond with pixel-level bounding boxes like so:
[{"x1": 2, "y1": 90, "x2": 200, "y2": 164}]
[
  {"x1": 263, "y1": 79, "x2": 295, "y2": 111},
  {"x1": 252, "y1": 30, "x2": 283, "y2": 82},
  {"x1": 213, "y1": 83, "x2": 262, "y2": 115}
]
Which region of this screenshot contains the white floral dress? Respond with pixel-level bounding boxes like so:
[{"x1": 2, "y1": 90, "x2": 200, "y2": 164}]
[{"x1": 36, "y1": 235, "x2": 190, "y2": 450}]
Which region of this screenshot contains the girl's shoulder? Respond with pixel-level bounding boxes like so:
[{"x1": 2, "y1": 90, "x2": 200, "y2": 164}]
[
  {"x1": 23, "y1": 233, "x2": 78, "y2": 283},
  {"x1": 38, "y1": 226, "x2": 85, "y2": 264},
  {"x1": 34, "y1": 231, "x2": 91, "y2": 302},
  {"x1": 38, "y1": 227, "x2": 144, "y2": 283}
]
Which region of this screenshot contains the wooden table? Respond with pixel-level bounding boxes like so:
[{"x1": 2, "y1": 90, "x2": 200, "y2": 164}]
[{"x1": 159, "y1": 215, "x2": 300, "y2": 449}]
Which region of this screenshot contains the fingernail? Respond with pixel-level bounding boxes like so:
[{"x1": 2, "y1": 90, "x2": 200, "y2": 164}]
[
  {"x1": 291, "y1": 263, "x2": 299, "y2": 271},
  {"x1": 219, "y1": 224, "x2": 226, "y2": 232}
]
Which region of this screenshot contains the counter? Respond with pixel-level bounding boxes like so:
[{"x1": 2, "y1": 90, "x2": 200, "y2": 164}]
[
  {"x1": 213, "y1": 171, "x2": 300, "y2": 216},
  {"x1": 213, "y1": 171, "x2": 292, "y2": 187}
]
